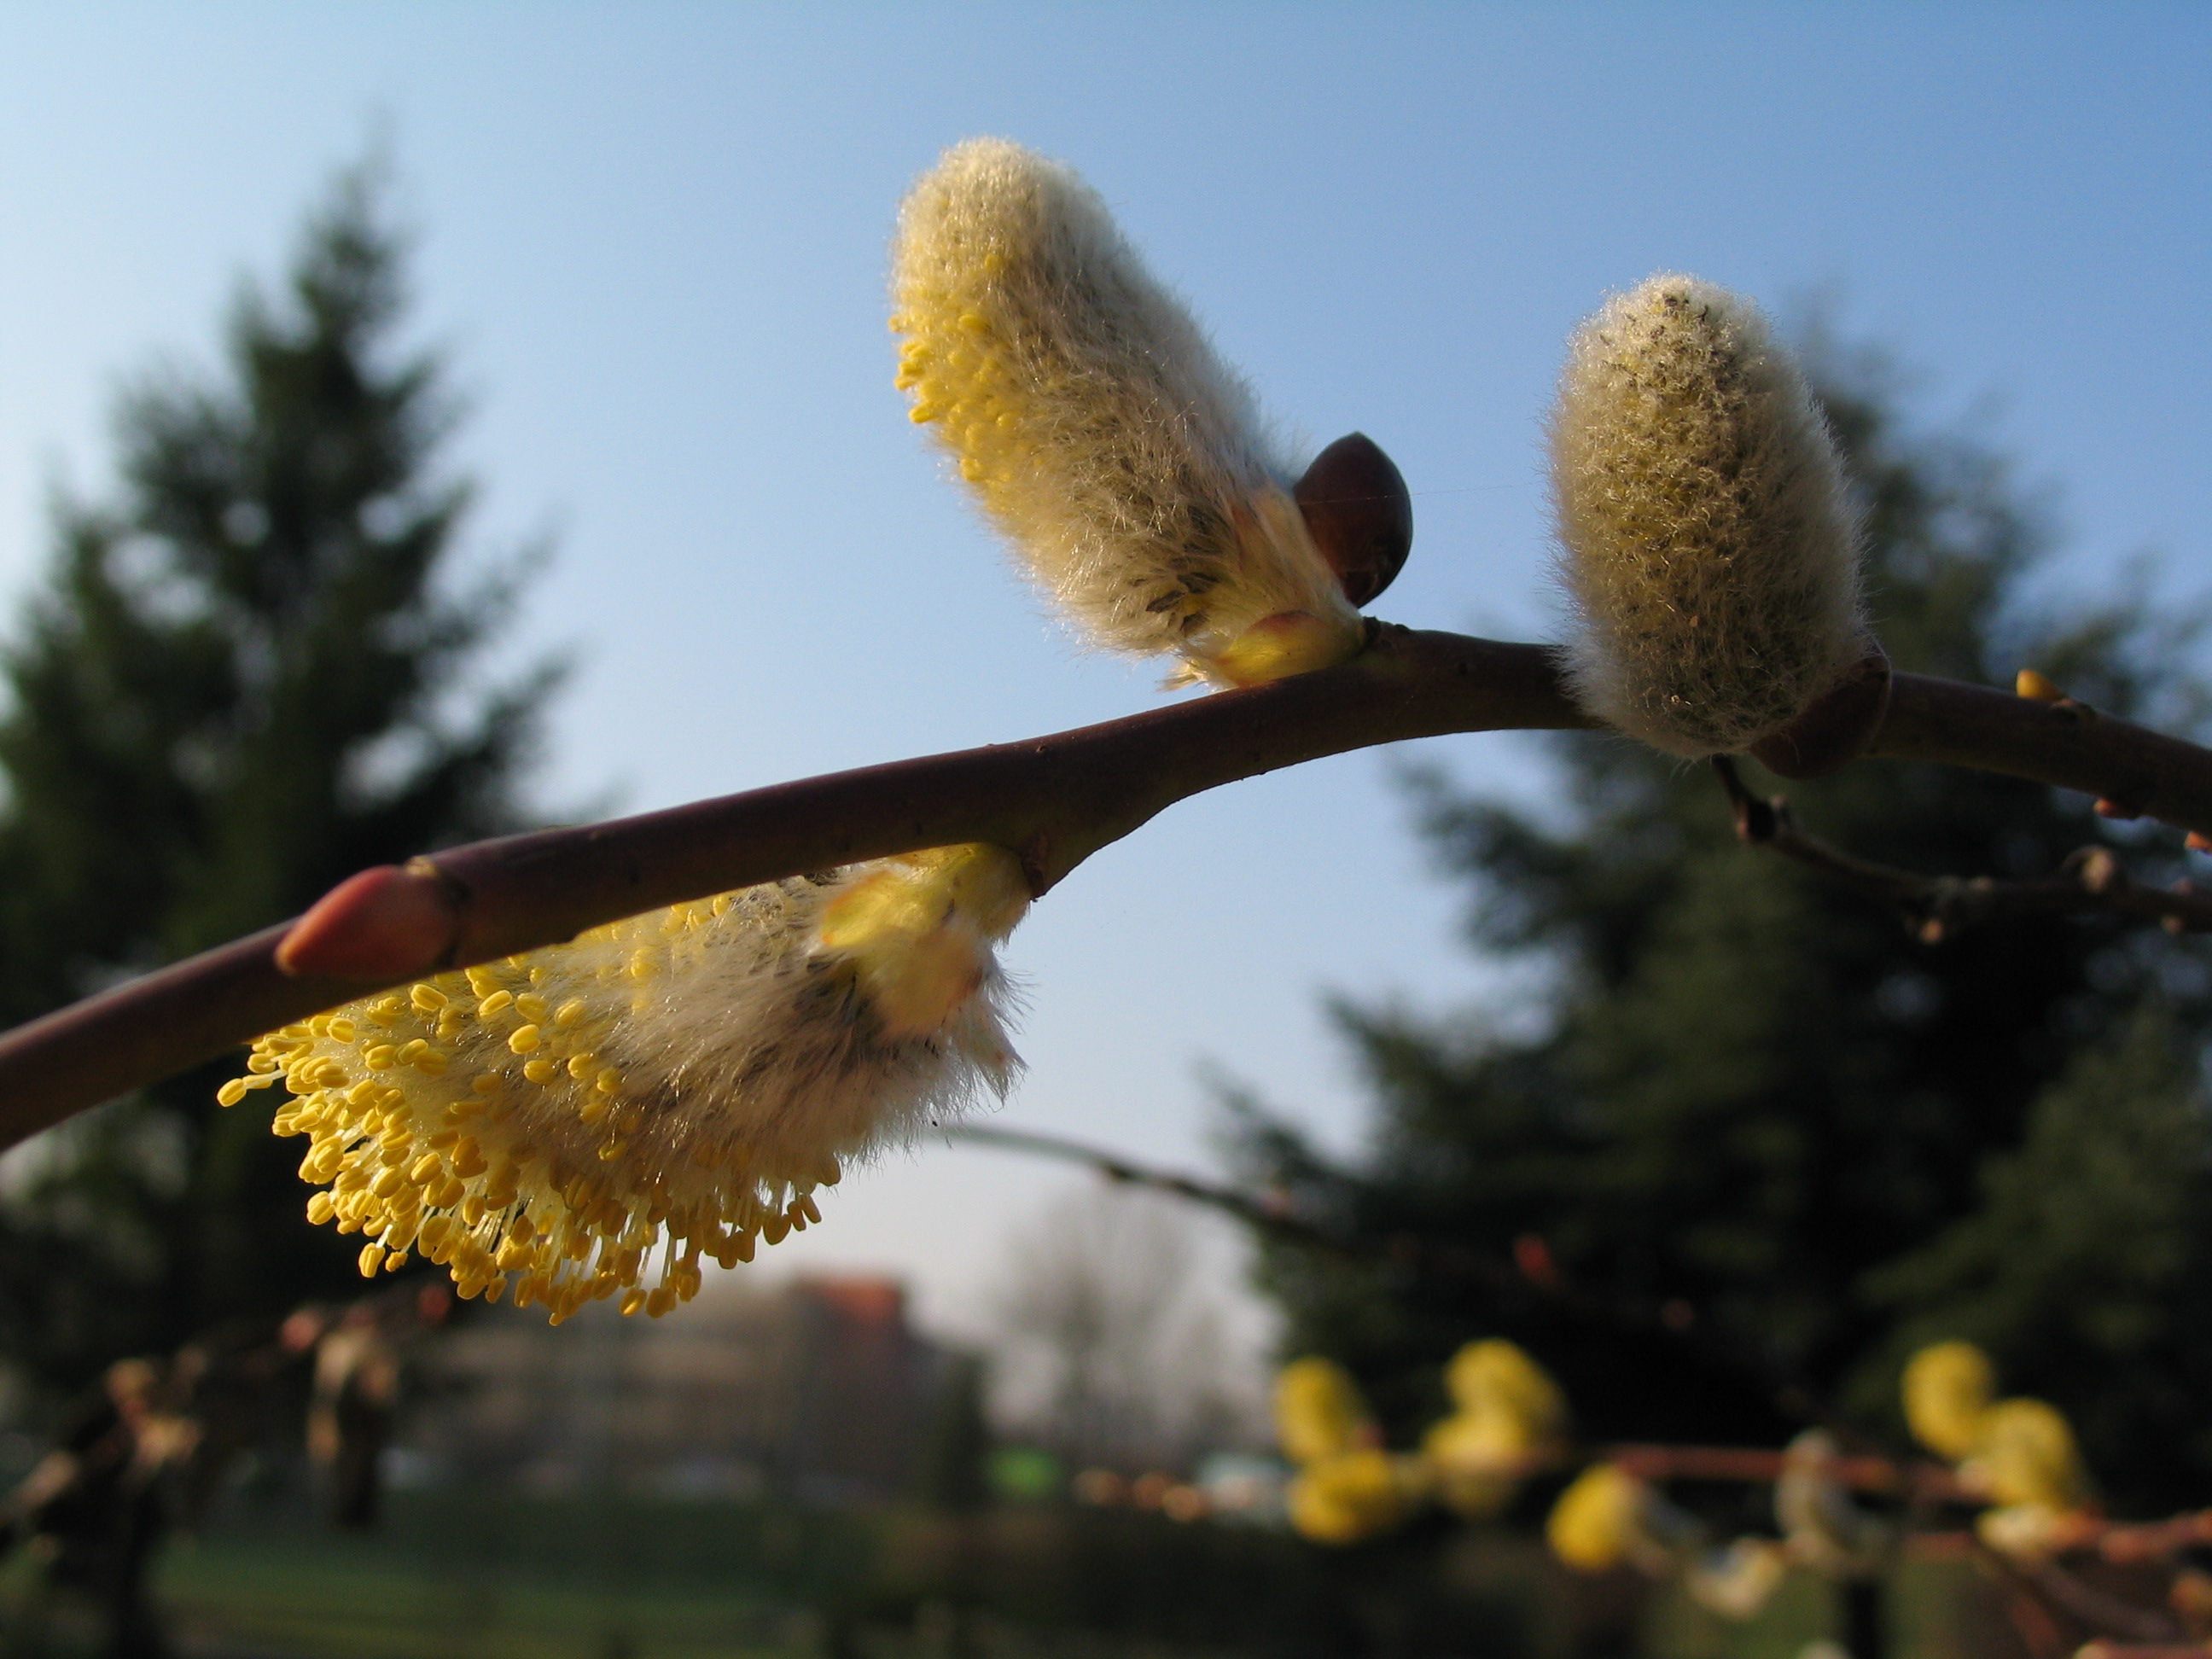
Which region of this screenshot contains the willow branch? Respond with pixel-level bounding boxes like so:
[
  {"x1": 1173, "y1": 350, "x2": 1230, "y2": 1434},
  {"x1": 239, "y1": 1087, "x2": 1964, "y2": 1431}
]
[
  {"x1": 1605, "y1": 1442, "x2": 1965, "y2": 1500},
  {"x1": 950, "y1": 1121, "x2": 1624, "y2": 1306},
  {"x1": 1907, "y1": 1507, "x2": 2212, "y2": 1569},
  {"x1": 2008, "y1": 1555, "x2": 2186, "y2": 1646},
  {"x1": 1712, "y1": 756, "x2": 2212, "y2": 942},
  {"x1": 7, "y1": 624, "x2": 2212, "y2": 1151},
  {"x1": 946, "y1": 1123, "x2": 1348, "y2": 1253},
  {"x1": 949, "y1": 1121, "x2": 1834, "y2": 1426},
  {"x1": 0, "y1": 628, "x2": 1569, "y2": 1147},
  {"x1": 941, "y1": 1135, "x2": 2212, "y2": 1598}
]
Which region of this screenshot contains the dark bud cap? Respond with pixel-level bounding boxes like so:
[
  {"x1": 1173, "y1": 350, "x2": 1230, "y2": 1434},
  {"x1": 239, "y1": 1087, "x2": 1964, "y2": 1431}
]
[
  {"x1": 1747, "y1": 646, "x2": 1892, "y2": 780},
  {"x1": 1294, "y1": 433, "x2": 1413, "y2": 608}
]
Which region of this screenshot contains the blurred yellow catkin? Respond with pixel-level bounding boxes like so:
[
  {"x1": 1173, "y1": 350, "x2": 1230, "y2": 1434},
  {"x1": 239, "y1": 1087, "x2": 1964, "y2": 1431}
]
[
  {"x1": 1421, "y1": 1339, "x2": 1568, "y2": 1517},
  {"x1": 1275, "y1": 1356, "x2": 1376, "y2": 1466},
  {"x1": 1899, "y1": 1341, "x2": 2093, "y2": 1557},
  {"x1": 1546, "y1": 1463, "x2": 1652, "y2": 1573},
  {"x1": 1901, "y1": 1339, "x2": 1997, "y2": 1462},
  {"x1": 1967, "y1": 1397, "x2": 2091, "y2": 1512},
  {"x1": 1286, "y1": 1448, "x2": 1429, "y2": 1545},
  {"x1": 1274, "y1": 1357, "x2": 1425, "y2": 1544}
]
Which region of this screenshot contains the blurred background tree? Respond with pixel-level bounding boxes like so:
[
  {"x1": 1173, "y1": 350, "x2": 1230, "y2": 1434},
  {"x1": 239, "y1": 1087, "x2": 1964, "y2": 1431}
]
[
  {"x1": 987, "y1": 1185, "x2": 1254, "y2": 1476},
  {"x1": 0, "y1": 162, "x2": 549, "y2": 1400},
  {"x1": 1235, "y1": 347, "x2": 2212, "y2": 1517}
]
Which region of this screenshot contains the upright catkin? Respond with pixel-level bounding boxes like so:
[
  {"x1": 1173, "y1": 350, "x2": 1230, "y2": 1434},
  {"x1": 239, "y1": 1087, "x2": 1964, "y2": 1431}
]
[
  {"x1": 1551, "y1": 275, "x2": 1866, "y2": 756},
  {"x1": 222, "y1": 845, "x2": 1028, "y2": 1322},
  {"x1": 891, "y1": 138, "x2": 1365, "y2": 688}
]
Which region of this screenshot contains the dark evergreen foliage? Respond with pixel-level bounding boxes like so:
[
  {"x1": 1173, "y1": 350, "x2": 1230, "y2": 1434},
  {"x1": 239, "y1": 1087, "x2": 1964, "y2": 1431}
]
[
  {"x1": 1235, "y1": 353, "x2": 2212, "y2": 1515},
  {"x1": 0, "y1": 166, "x2": 549, "y2": 1395}
]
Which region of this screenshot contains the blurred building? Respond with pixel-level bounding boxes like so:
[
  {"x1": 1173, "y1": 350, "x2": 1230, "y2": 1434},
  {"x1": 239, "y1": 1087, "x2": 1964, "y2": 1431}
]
[{"x1": 401, "y1": 1274, "x2": 949, "y2": 1506}]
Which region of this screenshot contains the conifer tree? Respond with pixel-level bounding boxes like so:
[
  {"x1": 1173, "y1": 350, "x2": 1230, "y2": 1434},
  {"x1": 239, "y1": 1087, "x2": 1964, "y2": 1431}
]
[
  {"x1": 0, "y1": 165, "x2": 546, "y2": 1394},
  {"x1": 1237, "y1": 356, "x2": 2212, "y2": 1515}
]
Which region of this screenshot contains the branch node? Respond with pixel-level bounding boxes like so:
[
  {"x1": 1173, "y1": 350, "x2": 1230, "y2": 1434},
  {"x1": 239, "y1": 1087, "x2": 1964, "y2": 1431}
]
[
  {"x1": 1746, "y1": 646, "x2": 1893, "y2": 780},
  {"x1": 1710, "y1": 756, "x2": 1778, "y2": 843},
  {"x1": 1017, "y1": 830, "x2": 1055, "y2": 899}
]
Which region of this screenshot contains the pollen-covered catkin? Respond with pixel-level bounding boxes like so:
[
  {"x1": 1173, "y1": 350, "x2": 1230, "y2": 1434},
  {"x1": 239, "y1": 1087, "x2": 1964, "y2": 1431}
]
[
  {"x1": 1422, "y1": 1340, "x2": 1568, "y2": 1520},
  {"x1": 1551, "y1": 275, "x2": 1866, "y2": 757},
  {"x1": 1902, "y1": 1340, "x2": 1996, "y2": 1463},
  {"x1": 1274, "y1": 1357, "x2": 1423, "y2": 1545},
  {"x1": 891, "y1": 137, "x2": 1364, "y2": 689},
  {"x1": 221, "y1": 845, "x2": 1028, "y2": 1323},
  {"x1": 1546, "y1": 1464, "x2": 1656, "y2": 1574}
]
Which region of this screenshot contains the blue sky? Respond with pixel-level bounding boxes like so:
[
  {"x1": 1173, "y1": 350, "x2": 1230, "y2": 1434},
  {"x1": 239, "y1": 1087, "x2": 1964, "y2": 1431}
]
[{"x1": 1, "y1": 3, "x2": 2207, "y2": 1341}]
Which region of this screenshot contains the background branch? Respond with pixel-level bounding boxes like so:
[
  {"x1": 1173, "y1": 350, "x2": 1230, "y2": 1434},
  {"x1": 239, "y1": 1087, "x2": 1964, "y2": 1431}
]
[
  {"x1": 949, "y1": 1121, "x2": 1836, "y2": 1427},
  {"x1": 1711, "y1": 756, "x2": 2212, "y2": 941},
  {"x1": 6, "y1": 626, "x2": 2212, "y2": 1151}
]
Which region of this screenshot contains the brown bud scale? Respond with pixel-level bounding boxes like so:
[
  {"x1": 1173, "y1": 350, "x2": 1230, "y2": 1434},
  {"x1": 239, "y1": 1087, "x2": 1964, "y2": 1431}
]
[{"x1": 1294, "y1": 433, "x2": 1413, "y2": 608}]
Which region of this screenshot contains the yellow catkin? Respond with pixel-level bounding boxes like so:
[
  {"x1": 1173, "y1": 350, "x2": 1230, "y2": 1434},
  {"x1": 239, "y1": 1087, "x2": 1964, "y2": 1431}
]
[
  {"x1": 1551, "y1": 274, "x2": 1866, "y2": 756},
  {"x1": 224, "y1": 845, "x2": 1030, "y2": 1321},
  {"x1": 1275, "y1": 1357, "x2": 1376, "y2": 1467},
  {"x1": 1546, "y1": 1464, "x2": 1650, "y2": 1573},
  {"x1": 1443, "y1": 1338, "x2": 1567, "y2": 1438},
  {"x1": 1968, "y1": 1397, "x2": 2092, "y2": 1512},
  {"x1": 1286, "y1": 1450, "x2": 1427, "y2": 1545},
  {"x1": 1901, "y1": 1340, "x2": 1996, "y2": 1463},
  {"x1": 1420, "y1": 1340, "x2": 1569, "y2": 1518},
  {"x1": 891, "y1": 138, "x2": 1364, "y2": 689}
]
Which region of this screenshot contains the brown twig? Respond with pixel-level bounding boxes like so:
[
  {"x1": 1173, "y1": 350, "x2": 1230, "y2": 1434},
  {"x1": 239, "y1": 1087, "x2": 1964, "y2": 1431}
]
[
  {"x1": 1898, "y1": 1534, "x2": 2194, "y2": 1657},
  {"x1": 2009, "y1": 1552, "x2": 2187, "y2": 1645},
  {"x1": 971, "y1": 1115, "x2": 2212, "y2": 1631},
  {"x1": 947, "y1": 1119, "x2": 1611, "y2": 1307},
  {"x1": 1904, "y1": 1511, "x2": 2212, "y2": 1570},
  {"x1": 0, "y1": 628, "x2": 1575, "y2": 1149},
  {"x1": 1606, "y1": 1442, "x2": 1966, "y2": 1501},
  {"x1": 2100, "y1": 1508, "x2": 2212, "y2": 1563},
  {"x1": 1615, "y1": 1460, "x2": 2193, "y2": 1646},
  {"x1": 1869, "y1": 676, "x2": 2212, "y2": 830},
  {"x1": 946, "y1": 1123, "x2": 1348, "y2": 1252},
  {"x1": 1711, "y1": 756, "x2": 2212, "y2": 943},
  {"x1": 949, "y1": 1122, "x2": 1836, "y2": 1427},
  {"x1": 6, "y1": 630, "x2": 2212, "y2": 1149}
]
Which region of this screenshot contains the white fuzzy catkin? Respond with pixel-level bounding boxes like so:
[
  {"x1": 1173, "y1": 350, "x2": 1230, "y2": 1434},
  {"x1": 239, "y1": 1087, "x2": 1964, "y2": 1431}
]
[
  {"x1": 891, "y1": 138, "x2": 1364, "y2": 688},
  {"x1": 1551, "y1": 275, "x2": 1866, "y2": 756},
  {"x1": 222, "y1": 845, "x2": 1028, "y2": 1323}
]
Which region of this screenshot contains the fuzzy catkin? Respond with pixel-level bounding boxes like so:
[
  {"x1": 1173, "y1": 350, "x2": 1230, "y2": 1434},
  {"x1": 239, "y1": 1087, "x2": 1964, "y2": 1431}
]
[
  {"x1": 1422, "y1": 1341, "x2": 1567, "y2": 1521},
  {"x1": 1902, "y1": 1340, "x2": 1996, "y2": 1463},
  {"x1": 1276, "y1": 1357, "x2": 1375, "y2": 1466},
  {"x1": 222, "y1": 845, "x2": 1028, "y2": 1323},
  {"x1": 1275, "y1": 1357, "x2": 1423, "y2": 1545},
  {"x1": 1546, "y1": 1464, "x2": 1652, "y2": 1574},
  {"x1": 891, "y1": 138, "x2": 1364, "y2": 688},
  {"x1": 1551, "y1": 275, "x2": 1866, "y2": 756}
]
